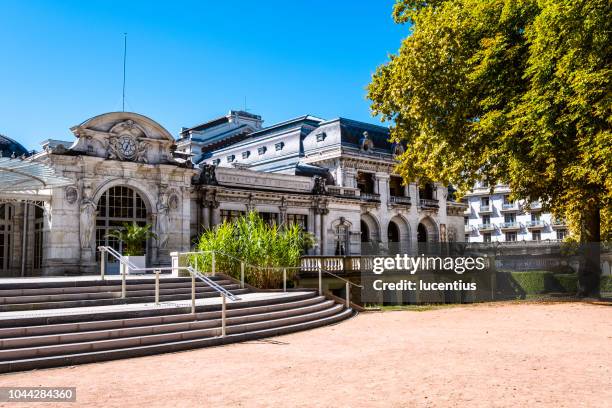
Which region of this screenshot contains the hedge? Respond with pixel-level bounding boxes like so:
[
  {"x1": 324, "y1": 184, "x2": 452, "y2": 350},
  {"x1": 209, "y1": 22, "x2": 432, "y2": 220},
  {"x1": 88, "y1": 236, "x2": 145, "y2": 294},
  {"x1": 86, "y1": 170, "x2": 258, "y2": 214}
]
[{"x1": 499, "y1": 271, "x2": 612, "y2": 295}]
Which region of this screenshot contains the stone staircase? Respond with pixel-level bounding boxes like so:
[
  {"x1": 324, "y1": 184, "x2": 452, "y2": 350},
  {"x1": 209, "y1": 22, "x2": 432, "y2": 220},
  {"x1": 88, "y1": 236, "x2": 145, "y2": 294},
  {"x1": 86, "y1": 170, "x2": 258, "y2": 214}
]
[{"x1": 0, "y1": 275, "x2": 354, "y2": 373}]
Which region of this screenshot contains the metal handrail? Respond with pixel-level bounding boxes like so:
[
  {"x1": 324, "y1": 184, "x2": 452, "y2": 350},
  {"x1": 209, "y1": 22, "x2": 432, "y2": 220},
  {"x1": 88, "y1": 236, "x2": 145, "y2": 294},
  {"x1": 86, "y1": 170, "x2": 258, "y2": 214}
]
[
  {"x1": 178, "y1": 250, "x2": 362, "y2": 308},
  {"x1": 98, "y1": 246, "x2": 240, "y2": 301}
]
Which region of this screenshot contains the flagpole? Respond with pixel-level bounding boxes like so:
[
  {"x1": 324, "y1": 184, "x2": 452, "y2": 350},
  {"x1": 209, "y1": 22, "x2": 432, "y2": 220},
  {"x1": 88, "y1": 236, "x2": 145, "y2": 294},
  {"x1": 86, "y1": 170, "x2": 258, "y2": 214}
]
[{"x1": 122, "y1": 33, "x2": 127, "y2": 112}]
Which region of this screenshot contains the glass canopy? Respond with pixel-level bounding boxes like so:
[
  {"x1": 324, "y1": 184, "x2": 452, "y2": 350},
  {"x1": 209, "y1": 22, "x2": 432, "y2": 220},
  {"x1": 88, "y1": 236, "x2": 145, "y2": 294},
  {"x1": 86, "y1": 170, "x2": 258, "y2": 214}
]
[{"x1": 0, "y1": 157, "x2": 73, "y2": 193}]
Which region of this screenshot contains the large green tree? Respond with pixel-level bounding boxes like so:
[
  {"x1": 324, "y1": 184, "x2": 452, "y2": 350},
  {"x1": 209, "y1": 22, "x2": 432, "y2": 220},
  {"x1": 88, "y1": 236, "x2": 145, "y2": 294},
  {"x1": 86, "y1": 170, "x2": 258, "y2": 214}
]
[{"x1": 368, "y1": 0, "x2": 611, "y2": 296}]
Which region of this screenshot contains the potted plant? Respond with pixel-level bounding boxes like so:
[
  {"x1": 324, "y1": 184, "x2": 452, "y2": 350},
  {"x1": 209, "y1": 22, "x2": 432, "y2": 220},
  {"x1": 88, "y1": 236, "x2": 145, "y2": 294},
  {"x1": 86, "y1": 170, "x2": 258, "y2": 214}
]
[{"x1": 106, "y1": 223, "x2": 157, "y2": 274}]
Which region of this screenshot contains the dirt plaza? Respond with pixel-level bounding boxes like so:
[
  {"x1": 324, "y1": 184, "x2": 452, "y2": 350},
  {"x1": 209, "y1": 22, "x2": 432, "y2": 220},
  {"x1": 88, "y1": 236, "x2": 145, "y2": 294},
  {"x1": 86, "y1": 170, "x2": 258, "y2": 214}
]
[{"x1": 0, "y1": 301, "x2": 610, "y2": 408}]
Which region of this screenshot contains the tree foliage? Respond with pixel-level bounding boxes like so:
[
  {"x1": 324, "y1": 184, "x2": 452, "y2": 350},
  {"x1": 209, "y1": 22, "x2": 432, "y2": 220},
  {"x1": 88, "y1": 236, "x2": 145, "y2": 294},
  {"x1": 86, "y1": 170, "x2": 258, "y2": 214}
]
[
  {"x1": 368, "y1": 0, "x2": 611, "y2": 243},
  {"x1": 369, "y1": 0, "x2": 610, "y2": 296}
]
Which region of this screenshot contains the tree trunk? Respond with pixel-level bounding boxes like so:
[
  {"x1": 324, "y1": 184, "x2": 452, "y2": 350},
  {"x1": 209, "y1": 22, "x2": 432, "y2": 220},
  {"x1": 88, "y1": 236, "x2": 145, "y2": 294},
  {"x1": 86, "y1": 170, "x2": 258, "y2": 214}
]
[{"x1": 577, "y1": 206, "x2": 601, "y2": 297}]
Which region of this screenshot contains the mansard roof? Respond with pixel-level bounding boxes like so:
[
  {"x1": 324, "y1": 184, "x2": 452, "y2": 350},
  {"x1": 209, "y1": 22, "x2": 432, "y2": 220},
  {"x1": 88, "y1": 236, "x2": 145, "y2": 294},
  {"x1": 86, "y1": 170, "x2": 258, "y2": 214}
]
[
  {"x1": 0, "y1": 134, "x2": 30, "y2": 158},
  {"x1": 325, "y1": 117, "x2": 393, "y2": 150},
  {"x1": 180, "y1": 110, "x2": 262, "y2": 138}
]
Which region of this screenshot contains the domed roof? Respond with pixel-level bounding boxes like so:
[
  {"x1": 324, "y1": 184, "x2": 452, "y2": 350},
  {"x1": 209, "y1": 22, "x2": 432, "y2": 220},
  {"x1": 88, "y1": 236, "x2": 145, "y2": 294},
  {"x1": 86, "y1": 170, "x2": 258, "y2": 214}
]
[{"x1": 0, "y1": 134, "x2": 29, "y2": 158}]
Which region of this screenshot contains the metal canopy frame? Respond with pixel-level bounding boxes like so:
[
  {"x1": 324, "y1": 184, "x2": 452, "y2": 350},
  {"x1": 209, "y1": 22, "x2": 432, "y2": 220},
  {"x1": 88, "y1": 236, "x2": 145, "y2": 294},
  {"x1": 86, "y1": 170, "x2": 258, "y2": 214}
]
[{"x1": 0, "y1": 157, "x2": 73, "y2": 194}]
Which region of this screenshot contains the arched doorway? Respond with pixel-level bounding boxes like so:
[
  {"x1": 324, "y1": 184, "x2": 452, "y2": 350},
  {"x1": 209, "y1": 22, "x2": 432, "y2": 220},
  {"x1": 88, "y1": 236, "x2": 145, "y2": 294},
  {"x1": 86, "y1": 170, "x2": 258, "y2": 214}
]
[
  {"x1": 360, "y1": 213, "x2": 380, "y2": 254},
  {"x1": 0, "y1": 204, "x2": 13, "y2": 274},
  {"x1": 417, "y1": 223, "x2": 428, "y2": 242},
  {"x1": 361, "y1": 220, "x2": 370, "y2": 243},
  {"x1": 96, "y1": 186, "x2": 148, "y2": 273},
  {"x1": 388, "y1": 221, "x2": 400, "y2": 253}
]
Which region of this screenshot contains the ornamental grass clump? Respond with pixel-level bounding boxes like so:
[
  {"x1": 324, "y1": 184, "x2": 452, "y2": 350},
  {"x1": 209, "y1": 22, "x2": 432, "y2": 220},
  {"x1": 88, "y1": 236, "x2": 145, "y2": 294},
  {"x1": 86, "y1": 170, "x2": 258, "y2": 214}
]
[{"x1": 191, "y1": 212, "x2": 313, "y2": 288}]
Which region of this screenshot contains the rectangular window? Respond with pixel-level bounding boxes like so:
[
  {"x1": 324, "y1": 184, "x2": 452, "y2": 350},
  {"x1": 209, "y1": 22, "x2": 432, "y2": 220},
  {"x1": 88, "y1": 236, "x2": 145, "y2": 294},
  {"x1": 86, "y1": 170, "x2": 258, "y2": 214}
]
[
  {"x1": 503, "y1": 195, "x2": 513, "y2": 205},
  {"x1": 483, "y1": 233, "x2": 492, "y2": 243},
  {"x1": 482, "y1": 215, "x2": 490, "y2": 225},
  {"x1": 257, "y1": 146, "x2": 267, "y2": 155},
  {"x1": 481, "y1": 197, "x2": 490, "y2": 206},
  {"x1": 557, "y1": 229, "x2": 567, "y2": 240},
  {"x1": 532, "y1": 231, "x2": 541, "y2": 241},
  {"x1": 464, "y1": 217, "x2": 469, "y2": 226},
  {"x1": 505, "y1": 232, "x2": 517, "y2": 242},
  {"x1": 356, "y1": 172, "x2": 375, "y2": 194},
  {"x1": 504, "y1": 213, "x2": 516, "y2": 223},
  {"x1": 242, "y1": 151, "x2": 250, "y2": 159},
  {"x1": 220, "y1": 210, "x2": 244, "y2": 223},
  {"x1": 389, "y1": 176, "x2": 404, "y2": 197},
  {"x1": 464, "y1": 234, "x2": 470, "y2": 242},
  {"x1": 531, "y1": 213, "x2": 540, "y2": 222},
  {"x1": 287, "y1": 214, "x2": 307, "y2": 229},
  {"x1": 259, "y1": 212, "x2": 278, "y2": 226}
]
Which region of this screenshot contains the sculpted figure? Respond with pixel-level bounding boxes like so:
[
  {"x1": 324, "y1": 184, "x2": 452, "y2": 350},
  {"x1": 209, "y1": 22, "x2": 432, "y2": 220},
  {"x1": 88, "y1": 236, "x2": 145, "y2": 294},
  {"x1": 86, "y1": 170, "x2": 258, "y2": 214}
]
[{"x1": 79, "y1": 198, "x2": 96, "y2": 249}]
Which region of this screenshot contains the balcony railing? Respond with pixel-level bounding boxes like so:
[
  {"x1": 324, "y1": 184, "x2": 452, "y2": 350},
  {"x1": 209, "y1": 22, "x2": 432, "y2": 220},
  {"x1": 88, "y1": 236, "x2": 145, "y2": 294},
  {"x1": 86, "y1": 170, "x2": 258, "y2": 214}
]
[
  {"x1": 551, "y1": 219, "x2": 567, "y2": 228},
  {"x1": 479, "y1": 205, "x2": 492, "y2": 214},
  {"x1": 500, "y1": 221, "x2": 521, "y2": 230},
  {"x1": 389, "y1": 195, "x2": 411, "y2": 205},
  {"x1": 419, "y1": 198, "x2": 439, "y2": 209},
  {"x1": 501, "y1": 203, "x2": 518, "y2": 211},
  {"x1": 478, "y1": 223, "x2": 495, "y2": 231},
  {"x1": 526, "y1": 220, "x2": 545, "y2": 229},
  {"x1": 327, "y1": 186, "x2": 360, "y2": 198},
  {"x1": 360, "y1": 193, "x2": 381, "y2": 202}
]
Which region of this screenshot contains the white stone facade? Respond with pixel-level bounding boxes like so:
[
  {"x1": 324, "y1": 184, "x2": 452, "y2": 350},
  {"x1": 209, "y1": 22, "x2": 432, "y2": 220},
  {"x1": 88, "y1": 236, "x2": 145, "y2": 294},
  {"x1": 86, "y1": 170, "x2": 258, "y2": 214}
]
[
  {"x1": 0, "y1": 111, "x2": 467, "y2": 277},
  {"x1": 464, "y1": 183, "x2": 569, "y2": 243}
]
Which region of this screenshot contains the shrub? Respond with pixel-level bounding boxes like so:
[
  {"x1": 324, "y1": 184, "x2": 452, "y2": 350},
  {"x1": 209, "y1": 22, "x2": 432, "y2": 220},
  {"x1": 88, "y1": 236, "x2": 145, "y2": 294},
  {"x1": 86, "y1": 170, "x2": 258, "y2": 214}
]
[{"x1": 190, "y1": 212, "x2": 313, "y2": 288}]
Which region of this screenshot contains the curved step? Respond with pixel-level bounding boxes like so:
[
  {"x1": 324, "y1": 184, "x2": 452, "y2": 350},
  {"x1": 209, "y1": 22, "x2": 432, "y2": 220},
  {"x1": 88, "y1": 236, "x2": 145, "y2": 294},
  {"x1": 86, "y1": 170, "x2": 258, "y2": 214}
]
[
  {"x1": 0, "y1": 304, "x2": 346, "y2": 361},
  {"x1": 0, "y1": 308, "x2": 354, "y2": 373},
  {"x1": 0, "y1": 288, "x2": 251, "y2": 312},
  {"x1": 0, "y1": 295, "x2": 327, "y2": 339},
  {"x1": 0, "y1": 282, "x2": 240, "y2": 305},
  {"x1": 0, "y1": 299, "x2": 336, "y2": 349},
  {"x1": 0, "y1": 291, "x2": 318, "y2": 328}
]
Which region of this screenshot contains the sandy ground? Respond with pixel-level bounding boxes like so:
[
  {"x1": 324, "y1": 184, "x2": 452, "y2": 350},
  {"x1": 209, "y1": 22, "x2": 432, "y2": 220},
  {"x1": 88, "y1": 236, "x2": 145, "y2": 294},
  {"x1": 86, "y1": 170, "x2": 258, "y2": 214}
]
[{"x1": 0, "y1": 302, "x2": 610, "y2": 408}]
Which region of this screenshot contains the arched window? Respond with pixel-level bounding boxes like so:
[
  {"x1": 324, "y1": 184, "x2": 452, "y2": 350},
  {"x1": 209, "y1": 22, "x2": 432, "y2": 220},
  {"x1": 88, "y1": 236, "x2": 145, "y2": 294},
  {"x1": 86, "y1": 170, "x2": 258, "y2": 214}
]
[
  {"x1": 334, "y1": 219, "x2": 350, "y2": 255},
  {"x1": 96, "y1": 186, "x2": 148, "y2": 264},
  {"x1": 0, "y1": 204, "x2": 13, "y2": 273}
]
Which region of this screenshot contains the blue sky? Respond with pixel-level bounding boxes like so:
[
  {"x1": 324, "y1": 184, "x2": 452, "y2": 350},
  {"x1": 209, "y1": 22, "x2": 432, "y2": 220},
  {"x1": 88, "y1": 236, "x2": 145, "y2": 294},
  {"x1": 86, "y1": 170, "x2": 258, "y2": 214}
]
[{"x1": 1, "y1": 1, "x2": 408, "y2": 151}]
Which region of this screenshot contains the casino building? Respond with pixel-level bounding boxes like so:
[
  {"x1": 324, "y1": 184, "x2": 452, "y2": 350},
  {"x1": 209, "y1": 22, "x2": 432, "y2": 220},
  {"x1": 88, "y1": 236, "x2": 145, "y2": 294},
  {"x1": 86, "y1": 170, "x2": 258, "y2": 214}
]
[{"x1": 0, "y1": 111, "x2": 466, "y2": 276}]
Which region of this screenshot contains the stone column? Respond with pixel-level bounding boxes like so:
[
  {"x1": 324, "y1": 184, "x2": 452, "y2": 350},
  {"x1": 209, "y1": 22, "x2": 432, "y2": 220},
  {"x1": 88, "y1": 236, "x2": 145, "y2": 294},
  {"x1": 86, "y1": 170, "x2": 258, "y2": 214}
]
[
  {"x1": 376, "y1": 173, "x2": 390, "y2": 204},
  {"x1": 314, "y1": 211, "x2": 321, "y2": 255},
  {"x1": 320, "y1": 210, "x2": 327, "y2": 256}
]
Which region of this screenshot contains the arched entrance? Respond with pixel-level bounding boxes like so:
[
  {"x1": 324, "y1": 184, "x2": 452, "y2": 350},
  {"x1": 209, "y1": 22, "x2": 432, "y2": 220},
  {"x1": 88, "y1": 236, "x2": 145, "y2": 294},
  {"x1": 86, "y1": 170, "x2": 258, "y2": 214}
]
[
  {"x1": 96, "y1": 186, "x2": 149, "y2": 273},
  {"x1": 360, "y1": 213, "x2": 380, "y2": 254},
  {"x1": 360, "y1": 220, "x2": 370, "y2": 243},
  {"x1": 0, "y1": 204, "x2": 13, "y2": 274},
  {"x1": 417, "y1": 223, "x2": 428, "y2": 242},
  {"x1": 387, "y1": 220, "x2": 400, "y2": 253}
]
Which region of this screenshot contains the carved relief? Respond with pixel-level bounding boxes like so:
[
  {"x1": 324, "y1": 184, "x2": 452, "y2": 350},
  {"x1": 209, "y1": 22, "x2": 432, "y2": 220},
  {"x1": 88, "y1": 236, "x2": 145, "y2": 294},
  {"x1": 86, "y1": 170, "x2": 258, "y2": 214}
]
[{"x1": 65, "y1": 186, "x2": 78, "y2": 205}]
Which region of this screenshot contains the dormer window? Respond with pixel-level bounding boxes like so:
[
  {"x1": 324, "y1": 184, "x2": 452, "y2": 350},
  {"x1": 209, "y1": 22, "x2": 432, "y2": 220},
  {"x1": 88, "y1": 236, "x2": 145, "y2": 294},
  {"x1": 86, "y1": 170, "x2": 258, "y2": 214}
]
[
  {"x1": 226, "y1": 155, "x2": 235, "y2": 163},
  {"x1": 242, "y1": 151, "x2": 250, "y2": 159},
  {"x1": 213, "y1": 159, "x2": 220, "y2": 166},
  {"x1": 316, "y1": 132, "x2": 326, "y2": 142},
  {"x1": 258, "y1": 146, "x2": 267, "y2": 155},
  {"x1": 275, "y1": 142, "x2": 284, "y2": 151}
]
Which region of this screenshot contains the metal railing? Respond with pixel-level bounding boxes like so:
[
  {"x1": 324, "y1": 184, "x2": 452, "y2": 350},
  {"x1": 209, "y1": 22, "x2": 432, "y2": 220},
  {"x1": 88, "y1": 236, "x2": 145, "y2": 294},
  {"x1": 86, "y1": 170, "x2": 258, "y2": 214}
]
[
  {"x1": 389, "y1": 195, "x2": 411, "y2": 205},
  {"x1": 98, "y1": 246, "x2": 240, "y2": 337},
  {"x1": 419, "y1": 198, "x2": 439, "y2": 208},
  {"x1": 360, "y1": 193, "x2": 381, "y2": 202},
  {"x1": 177, "y1": 250, "x2": 362, "y2": 309}
]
